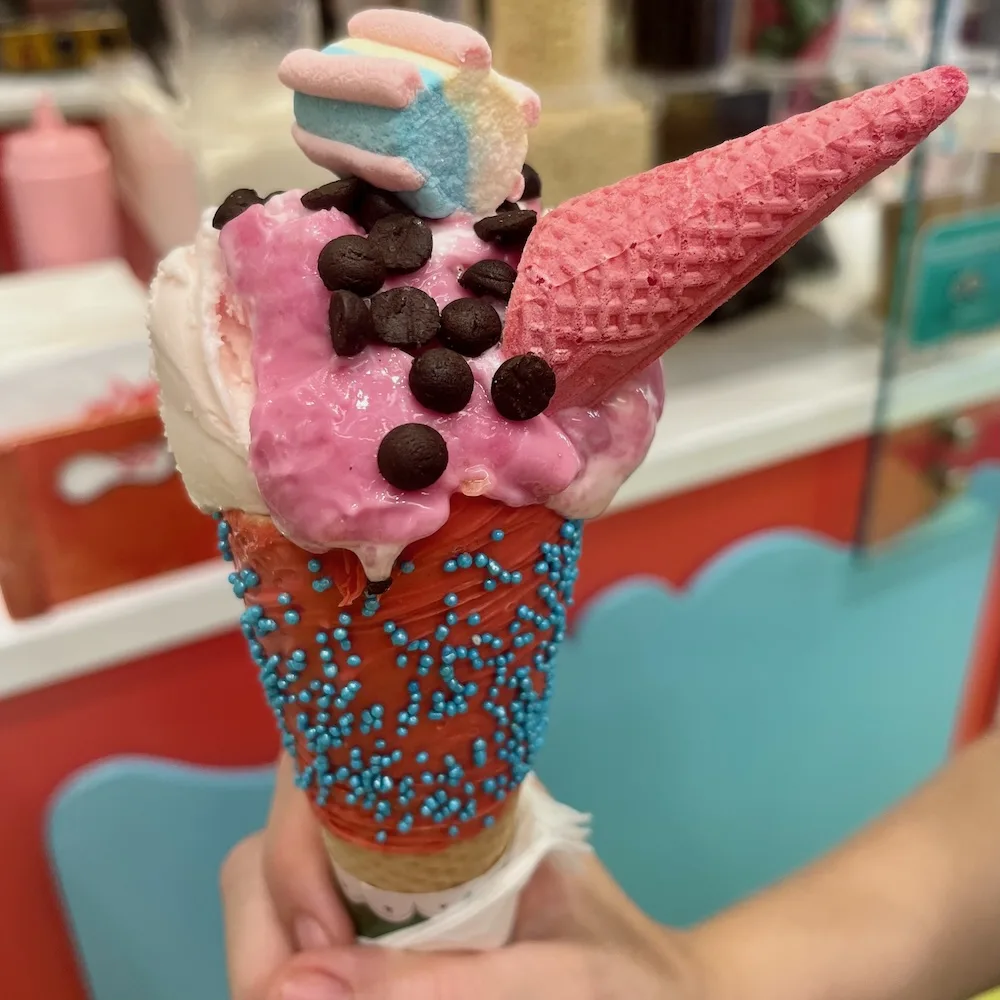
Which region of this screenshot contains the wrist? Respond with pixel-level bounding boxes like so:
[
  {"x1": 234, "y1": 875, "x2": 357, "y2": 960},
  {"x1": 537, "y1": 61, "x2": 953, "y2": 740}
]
[{"x1": 635, "y1": 924, "x2": 709, "y2": 1000}]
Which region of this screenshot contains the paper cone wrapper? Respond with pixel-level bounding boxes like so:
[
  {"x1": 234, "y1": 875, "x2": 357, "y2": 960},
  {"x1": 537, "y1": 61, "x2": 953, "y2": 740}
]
[
  {"x1": 342, "y1": 776, "x2": 592, "y2": 950},
  {"x1": 220, "y1": 495, "x2": 583, "y2": 939}
]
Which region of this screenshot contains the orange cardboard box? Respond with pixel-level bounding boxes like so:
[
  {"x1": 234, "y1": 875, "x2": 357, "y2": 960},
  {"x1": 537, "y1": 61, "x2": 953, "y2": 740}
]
[
  {"x1": 0, "y1": 403, "x2": 215, "y2": 620},
  {"x1": 0, "y1": 263, "x2": 216, "y2": 620}
]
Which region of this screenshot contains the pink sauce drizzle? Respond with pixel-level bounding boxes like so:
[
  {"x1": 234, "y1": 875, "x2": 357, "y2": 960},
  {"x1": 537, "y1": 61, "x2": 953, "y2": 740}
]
[{"x1": 218, "y1": 193, "x2": 662, "y2": 572}]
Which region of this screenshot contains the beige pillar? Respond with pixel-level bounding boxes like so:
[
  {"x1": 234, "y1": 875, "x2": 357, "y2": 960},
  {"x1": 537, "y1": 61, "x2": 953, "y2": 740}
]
[{"x1": 488, "y1": 0, "x2": 653, "y2": 206}]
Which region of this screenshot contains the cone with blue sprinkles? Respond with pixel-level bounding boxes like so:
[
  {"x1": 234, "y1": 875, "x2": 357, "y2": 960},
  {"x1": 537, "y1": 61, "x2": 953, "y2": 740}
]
[{"x1": 219, "y1": 495, "x2": 582, "y2": 936}]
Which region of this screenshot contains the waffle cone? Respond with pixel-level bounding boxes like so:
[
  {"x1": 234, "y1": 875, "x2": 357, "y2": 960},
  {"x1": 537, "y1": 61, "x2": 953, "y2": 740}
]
[
  {"x1": 322, "y1": 789, "x2": 519, "y2": 892},
  {"x1": 222, "y1": 495, "x2": 580, "y2": 897},
  {"x1": 506, "y1": 66, "x2": 969, "y2": 408}
]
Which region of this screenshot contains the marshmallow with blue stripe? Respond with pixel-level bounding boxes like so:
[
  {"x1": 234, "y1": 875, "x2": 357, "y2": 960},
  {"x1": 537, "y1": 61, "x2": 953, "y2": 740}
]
[{"x1": 279, "y1": 9, "x2": 540, "y2": 219}]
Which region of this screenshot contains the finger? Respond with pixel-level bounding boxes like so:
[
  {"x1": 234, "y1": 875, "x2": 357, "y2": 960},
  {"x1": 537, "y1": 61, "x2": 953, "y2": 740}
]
[
  {"x1": 269, "y1": 943, "x2": 615, "y2": 1000},
  {"x1": 221, "y1": 832, "x2": 294, "y2": 1000},
  {"x1": 263, "y1": 754, "x2": 355, "y2": 950}
]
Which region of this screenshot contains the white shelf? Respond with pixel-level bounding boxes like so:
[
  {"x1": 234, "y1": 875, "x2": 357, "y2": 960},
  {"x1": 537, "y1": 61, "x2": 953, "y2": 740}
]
[
  {"x1": 4, "y1": 315, "x2": 1000, "y2": 701},
  {"x1": 4, "y1": 201, "x2": 1000, "y2": 700},
  {"x1": 614, "y1": 313, "x2": 1000, "y2": 512},
  {"x1": 0, "y1": 70, "x2": 105, "y2": 127},
  {"x1": 0, "y1": 561, "x2": 234, "y2": 701}
]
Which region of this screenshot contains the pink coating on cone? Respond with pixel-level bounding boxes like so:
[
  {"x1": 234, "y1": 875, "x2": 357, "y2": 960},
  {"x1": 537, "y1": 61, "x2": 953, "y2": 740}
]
[
  {"x1": 505, "y1": 66, "x2": 969, "y2": 409},
  {"x1": 278, "y1": 50, "x2": 423, "y2": 109},
  {"x1": 347, "y1": 9, "x2": 492, "y2": 69}
]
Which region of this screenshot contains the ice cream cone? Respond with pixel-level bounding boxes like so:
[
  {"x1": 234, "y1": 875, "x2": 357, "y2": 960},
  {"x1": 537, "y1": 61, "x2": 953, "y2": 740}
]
[
  {"x1": 220, "y1": 495, "x2": 582, "y2": 929},
  {"x1": 151, "y1": 5, "x2": 971, "y2": 948},
  {"x1": 504, "y1": 66, "x2": 970, "y2": 408}
]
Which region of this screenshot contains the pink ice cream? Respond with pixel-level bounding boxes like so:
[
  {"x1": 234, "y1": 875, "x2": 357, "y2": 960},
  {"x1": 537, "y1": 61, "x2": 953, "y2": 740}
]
[{"x1": 215, "y1": 193, "x2": 662, "y2": 576}]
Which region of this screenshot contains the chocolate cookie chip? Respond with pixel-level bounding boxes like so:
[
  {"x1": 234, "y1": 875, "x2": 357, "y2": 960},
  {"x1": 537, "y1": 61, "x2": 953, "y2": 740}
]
[
  {"x1": 496, "y1": 200, "x2": 519, "y2": 213},
  {"x1": 329, "y1": 290, "x2": 375, "y2": 357},
  {"x1": 365, "y1": 578, "x2": 393, "y2": 596},
  {"x1": 458, "y1": 259, "x2": 518, "y2": 302},
  {"x1": 409, "y1": 348, "x2": 475, "y2": 414},
  {"x1": 521, "y1": 163, "x2": 542, "y2": 201},
  {"x1": 474, "y1": 209, "x2": 537, "y2": 247},
  {"x1": 317, "y1": 235, "x2": 386, "y2": 296},
  {"x1": 213, "y1": 188, "x2": 263, "y2": 229},
  {"x1": 368, "y1": 214, "x2": 433, "y2": 273},
  {"x1": 301, "y1": 177, "x2": 365, "y2": 214},
  {"x1": 378, "y1": 424, "x2": 449, "y2": 491},
  {"x1": 370, "y1": 287, "x2": 440, "y2": 348},
  {"x1": 439, "y1": 298, "x2": 503, "y2": 357},
  {"x1": 358, "y1": 188, "x2": 415, "y2": 232},
  {"x1": 491, "y1": 354, "x2": 557, "y2": 421}
]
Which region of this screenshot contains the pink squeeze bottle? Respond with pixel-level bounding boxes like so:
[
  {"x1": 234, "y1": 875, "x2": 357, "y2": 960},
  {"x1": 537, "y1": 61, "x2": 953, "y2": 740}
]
[{"x1": 3, "y1": 96, "x2": 121, "y2": 271}]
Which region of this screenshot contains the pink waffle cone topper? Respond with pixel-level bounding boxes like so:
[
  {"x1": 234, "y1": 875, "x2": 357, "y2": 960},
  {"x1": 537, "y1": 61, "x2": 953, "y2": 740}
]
[{"x1": 504, "y1": 66, "x2": 969, "y2": 409}]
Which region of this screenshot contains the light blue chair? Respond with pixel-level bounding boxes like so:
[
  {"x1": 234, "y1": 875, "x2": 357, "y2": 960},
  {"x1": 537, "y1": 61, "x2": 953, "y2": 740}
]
[
  {"x1": 48, "y1": 759, "x2": 274, "y2": 1000},
  {"x1": 539, "y1": 475, "x2": 1000, "y2": 926},
  {"x1": 47, "y1": 468, "x2": 1000, "y2": 997}
]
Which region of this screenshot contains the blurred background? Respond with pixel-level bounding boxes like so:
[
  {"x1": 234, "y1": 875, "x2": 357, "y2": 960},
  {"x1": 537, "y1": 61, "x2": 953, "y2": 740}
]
[{"x1": 2, "y1": 2, "x2": 1000, "y2": 999}]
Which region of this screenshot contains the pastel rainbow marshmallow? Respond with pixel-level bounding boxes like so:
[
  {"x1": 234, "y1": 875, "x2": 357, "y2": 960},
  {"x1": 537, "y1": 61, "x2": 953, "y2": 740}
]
[{"x1": 279, "y1": 9, "x2": 540, "y2": 219}]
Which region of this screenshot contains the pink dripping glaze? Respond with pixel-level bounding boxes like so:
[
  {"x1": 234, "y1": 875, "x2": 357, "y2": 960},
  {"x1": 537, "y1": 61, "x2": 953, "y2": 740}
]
[{"x1": 218, "y1": 192, "x2": 662, "y2": 575}]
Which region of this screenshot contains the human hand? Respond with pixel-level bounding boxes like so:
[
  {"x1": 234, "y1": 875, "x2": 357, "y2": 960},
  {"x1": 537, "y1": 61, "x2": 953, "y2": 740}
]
[
  {"x1": 220, "y1": 755, "x2": 355, "y2": 1000},
  {"x1": 222, "y1": 756, "x2": 701, "y2": 1000}
]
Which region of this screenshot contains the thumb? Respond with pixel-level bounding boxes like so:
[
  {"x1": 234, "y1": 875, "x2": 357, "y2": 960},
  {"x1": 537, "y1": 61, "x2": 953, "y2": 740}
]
[
  {"x1": 269, "y1": 941, "x2": 666, "y2": 1000},
  {"x1": 263, "y1": 754, "x2": 355, "y2": 951}
]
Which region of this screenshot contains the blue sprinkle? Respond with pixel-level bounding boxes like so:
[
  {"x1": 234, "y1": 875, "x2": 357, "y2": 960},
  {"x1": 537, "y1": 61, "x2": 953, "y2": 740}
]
[
  {"x1": 458, "y1": 553, "x2": 473, "y2": 569},
  {"x1": 347, "y1": 655, "x2": 362, "y2": 668},
  {"x1": 284, "y1": 610, "x2": 300, "y2": 625},
  {"x1": 474, "y1": 554, "x2": 489, "y2": 568},
  {"x1": 375, "y1": 831, "x2": 388, "y2": 844},
  {"x1": 391, "y1": 629, "x2": 409, "y2": 647},
  {"x1": 446, "y1": 612, "x2": 459, "y2": 626},
  {"x1": 401, "y1": 561, "x2": 416, "y2": 574},
  {"x1": 444, "y1": 593, "x2": 459, "y2": 608},
  {"x1": 492, "y1": 529, "x2": 505, "y2": 542},
  {"x1": 316, "y1": 632, "x2": 328, "y2": 644},
  {"x1": 443, "y1": 559, "x2": 458, "y2": 573},
  {"x1": 308, "y1": 559, "x2": 322, "y2": 572},
  {"x1": 467, "y1": 612, "x2": 481, "y2": 627},
  {"x1": 339, "y1": 613, "x2": 352, "y2": 626},
  {"x1": 483, "y1": 580, "x2": 498, "y2": 592},
  {"x1": 449, "y1": 825, "x2": 460, "y2": 837},
  {"x1": 416, "y1": 751, "x2": 429, "y2": 763},
  {"x1": 277, "y1": 593, "x2": 292, "y2": 606},
  {"x1": 397, "y1": 654, "x2": 408, "y2": 667}
]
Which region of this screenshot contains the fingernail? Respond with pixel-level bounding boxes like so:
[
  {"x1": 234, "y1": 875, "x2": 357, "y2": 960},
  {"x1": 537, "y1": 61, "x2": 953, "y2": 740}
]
[
  {"x1": 294, "y1": 916, "x2": 332, "y2": 951},
  {"x1": 281, "y1": 972, "x2": 350, "y2": 1000}
]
